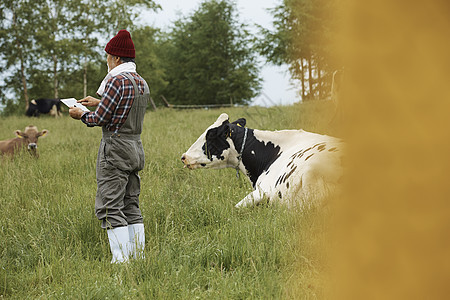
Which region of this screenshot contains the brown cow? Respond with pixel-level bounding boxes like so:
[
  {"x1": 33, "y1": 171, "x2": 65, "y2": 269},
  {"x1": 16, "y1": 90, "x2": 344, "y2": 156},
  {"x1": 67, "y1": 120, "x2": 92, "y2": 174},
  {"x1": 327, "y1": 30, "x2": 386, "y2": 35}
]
[{"x1": 0, "y1": 125, "x2": 48, "y2": 158}]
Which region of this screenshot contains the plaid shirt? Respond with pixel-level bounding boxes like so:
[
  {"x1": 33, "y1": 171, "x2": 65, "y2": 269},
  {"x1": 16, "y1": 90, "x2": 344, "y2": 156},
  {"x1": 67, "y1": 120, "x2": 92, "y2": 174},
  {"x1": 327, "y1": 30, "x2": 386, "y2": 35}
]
[{"x1": 81, "y1": 72, "x2": 146, "y2": 133}]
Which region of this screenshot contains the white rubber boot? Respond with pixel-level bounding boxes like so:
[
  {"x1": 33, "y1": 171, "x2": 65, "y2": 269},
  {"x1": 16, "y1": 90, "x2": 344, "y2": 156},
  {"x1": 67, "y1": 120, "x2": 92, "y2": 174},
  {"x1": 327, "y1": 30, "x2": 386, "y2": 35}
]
[
  {"x1": 107, "y1": 226, "x2": 130, "y2": 263},
  {"x1": 128, "y1": 223, "x2": 145, "y2": 259}
]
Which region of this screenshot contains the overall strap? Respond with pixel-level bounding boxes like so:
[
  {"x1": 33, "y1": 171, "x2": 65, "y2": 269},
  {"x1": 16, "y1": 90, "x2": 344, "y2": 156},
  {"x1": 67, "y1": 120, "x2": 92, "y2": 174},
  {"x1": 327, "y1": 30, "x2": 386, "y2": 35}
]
[
  {"x1": 123, "y1": 72, "x2": 139, "y2": 94},
  {"x1": 122, "y1": 72, "x2": 149, "y2": 95}
]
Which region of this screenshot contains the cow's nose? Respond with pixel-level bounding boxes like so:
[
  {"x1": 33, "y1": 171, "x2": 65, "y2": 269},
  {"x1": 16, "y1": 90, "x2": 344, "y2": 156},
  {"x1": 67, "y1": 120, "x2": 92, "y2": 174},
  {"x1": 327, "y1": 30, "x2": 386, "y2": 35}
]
[
  {"x1": 181, "y1": 154, "x2": 186, "y2": 162},
  {"x1": 28, "y1": 143, "x2": 37, "y2": 150}
]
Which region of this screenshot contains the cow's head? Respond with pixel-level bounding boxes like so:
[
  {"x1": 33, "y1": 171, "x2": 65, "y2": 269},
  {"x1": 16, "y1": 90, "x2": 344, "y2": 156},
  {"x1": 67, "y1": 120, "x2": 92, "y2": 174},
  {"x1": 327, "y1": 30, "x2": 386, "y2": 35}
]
[
  {"x1": 15, "y1": 125, "x2": 48, "y2": 157},
  {"x1": 181, "y1": 113, "x2": 246, "y2": 170}
]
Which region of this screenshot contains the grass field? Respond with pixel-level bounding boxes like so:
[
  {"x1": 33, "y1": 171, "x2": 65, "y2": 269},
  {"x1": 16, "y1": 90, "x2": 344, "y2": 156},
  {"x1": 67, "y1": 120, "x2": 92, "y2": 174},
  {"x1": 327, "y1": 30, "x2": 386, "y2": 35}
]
[{"x1": 0, "y1": 102, "x2": 336, "y2": 299}]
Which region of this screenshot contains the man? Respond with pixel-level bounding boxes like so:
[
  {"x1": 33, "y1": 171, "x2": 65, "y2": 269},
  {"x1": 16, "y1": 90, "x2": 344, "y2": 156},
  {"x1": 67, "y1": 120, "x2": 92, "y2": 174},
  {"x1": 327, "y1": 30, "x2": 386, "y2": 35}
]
[{"x1": 69, "y1": 29, "x2": 149, "y2": 263}]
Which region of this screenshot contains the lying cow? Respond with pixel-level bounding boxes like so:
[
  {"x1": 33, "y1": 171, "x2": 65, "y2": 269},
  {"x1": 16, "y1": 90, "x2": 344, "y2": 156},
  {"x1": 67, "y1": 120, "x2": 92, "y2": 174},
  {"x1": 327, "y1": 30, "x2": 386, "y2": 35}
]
[
  {"x1": 26, "y1": 98, "x2": 62, "y2": 117},
  {"x1": 181, "y1": 113, "x2": 344, "y2": 208},
  {"x1": 0, "y1": 125, "x2": 48, "y2": 158}
]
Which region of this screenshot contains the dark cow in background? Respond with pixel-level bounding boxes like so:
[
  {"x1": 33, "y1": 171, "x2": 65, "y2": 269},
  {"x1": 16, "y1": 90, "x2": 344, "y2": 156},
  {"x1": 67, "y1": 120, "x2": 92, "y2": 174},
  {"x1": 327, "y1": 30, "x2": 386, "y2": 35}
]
[
  {"x1": 26, "y1": 98, "x2": 62, "y2": 117},
  {"x1": 181, "y1": 113, "x2": 345, "y2": 208},
  {"x1": 0, "y1": 125, "x2": 48, "y2": 158}
]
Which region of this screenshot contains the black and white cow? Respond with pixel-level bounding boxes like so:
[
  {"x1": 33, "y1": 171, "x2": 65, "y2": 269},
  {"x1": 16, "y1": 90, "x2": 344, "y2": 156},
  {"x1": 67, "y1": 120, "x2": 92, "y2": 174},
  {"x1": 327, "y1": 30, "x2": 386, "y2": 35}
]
[
  {"x1": 181, "y1": 113, "x2": 344, "y2": 208},
  {"x1": 26, "y1": 98, "x2": 62, "y2": 117}
]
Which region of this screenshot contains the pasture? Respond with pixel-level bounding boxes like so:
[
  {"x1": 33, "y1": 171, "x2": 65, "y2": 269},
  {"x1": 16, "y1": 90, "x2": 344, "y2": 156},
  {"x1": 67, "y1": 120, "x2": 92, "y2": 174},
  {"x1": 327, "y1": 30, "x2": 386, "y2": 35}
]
[{"x1": 0, "y1": 102, "x2": 336, "y2": 299}]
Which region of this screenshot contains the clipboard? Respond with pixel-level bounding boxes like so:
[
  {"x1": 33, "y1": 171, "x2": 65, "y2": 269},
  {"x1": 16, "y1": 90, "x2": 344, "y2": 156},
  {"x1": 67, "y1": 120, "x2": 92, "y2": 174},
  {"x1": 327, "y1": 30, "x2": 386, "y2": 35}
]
[{"x1": 60, "y1": 98, "x2": 90, "y2": 112}]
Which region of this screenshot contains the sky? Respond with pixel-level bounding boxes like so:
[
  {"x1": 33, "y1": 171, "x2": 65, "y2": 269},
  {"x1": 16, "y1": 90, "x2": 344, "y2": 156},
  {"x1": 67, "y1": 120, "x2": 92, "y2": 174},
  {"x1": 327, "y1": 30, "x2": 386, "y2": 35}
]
[{"x1": 140, "y1": 0, "x2": 300, "y2": 106}]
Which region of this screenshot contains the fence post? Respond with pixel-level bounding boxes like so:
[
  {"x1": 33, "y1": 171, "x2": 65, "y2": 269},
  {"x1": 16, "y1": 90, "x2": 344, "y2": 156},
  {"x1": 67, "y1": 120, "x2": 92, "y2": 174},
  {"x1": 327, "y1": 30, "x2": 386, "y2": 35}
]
[
  {"x1": 149, "y1": 97, "x2": 157, "y2": 110},
  {"x1": 160, "y1": 95, "x2": 171, "y2": 108}
]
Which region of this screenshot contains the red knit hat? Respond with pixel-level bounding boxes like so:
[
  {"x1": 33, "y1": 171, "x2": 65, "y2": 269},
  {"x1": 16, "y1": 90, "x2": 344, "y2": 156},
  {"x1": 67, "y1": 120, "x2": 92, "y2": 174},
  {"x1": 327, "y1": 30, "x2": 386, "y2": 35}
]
[{"x1": 105, "y1": 29, "x2": 135, "y2": 58}]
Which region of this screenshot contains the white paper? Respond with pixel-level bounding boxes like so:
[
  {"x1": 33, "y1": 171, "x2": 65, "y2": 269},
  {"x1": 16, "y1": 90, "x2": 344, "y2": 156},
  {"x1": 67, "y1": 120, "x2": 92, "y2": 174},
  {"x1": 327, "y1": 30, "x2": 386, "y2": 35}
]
[{"x1": 60, "y1": 98, "x2": 90, "y2": 112}]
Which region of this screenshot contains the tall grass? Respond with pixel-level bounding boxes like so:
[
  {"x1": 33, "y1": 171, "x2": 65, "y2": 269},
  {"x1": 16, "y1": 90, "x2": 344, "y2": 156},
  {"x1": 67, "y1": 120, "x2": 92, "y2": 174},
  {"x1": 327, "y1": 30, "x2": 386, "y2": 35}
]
[{"x1": 0, "y1": 103, "x2": 335, "y2": 299}]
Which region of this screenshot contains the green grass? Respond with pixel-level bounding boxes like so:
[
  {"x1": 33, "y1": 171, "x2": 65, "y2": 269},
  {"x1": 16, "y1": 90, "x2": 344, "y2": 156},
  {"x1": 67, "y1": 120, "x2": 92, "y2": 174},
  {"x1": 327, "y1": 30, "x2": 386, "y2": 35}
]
[{"x1": 0, "y1": 102, "x2": 335, "y2": 299}]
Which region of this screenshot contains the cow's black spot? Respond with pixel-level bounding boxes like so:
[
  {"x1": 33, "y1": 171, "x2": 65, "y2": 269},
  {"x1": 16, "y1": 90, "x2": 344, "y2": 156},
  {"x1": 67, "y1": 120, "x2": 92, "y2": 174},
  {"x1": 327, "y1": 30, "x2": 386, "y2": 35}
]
[
  {"x1": 303, "y1": 147, "x2": 312, "y2": 153},
  {"x1": 203, "y1": 120, "x2": 283, "y2": 189},
  {"x1": 291, "y1": 143, "x2": 326, "y2": 160},
  {"x1": 201, "y1": 163, "x2": 206, "y2": 167},
  {"x1": 275, "y1": 173, "x2": 285, "y2": 188},
  {"x1": 230, "y1": 125, "x2": 281, "y2": 188},
  {"x1": 292, "y1": 150, "x2": 304, "y2": 159},
  {"x1": 286, "y1": 182, "x2": 289, "y2": 189},
  {"x1": 305, "y1": 154, "x2": 314, "y2": 161},
  {"x1": 202, "y1": 119, "x2": 250, "y2": 161},
  {"x1": 291, "y1": 149, "x2": 306, "y2": 159},
  {"x1": 312, "y1": 142, "x2": 326, "y2": 148},
  {"x1": 202, "y1": 120, "x2": 231, "y2": 161},
  {"x1": 283, "y1": 165, "x2": 297, "y2": 183}
]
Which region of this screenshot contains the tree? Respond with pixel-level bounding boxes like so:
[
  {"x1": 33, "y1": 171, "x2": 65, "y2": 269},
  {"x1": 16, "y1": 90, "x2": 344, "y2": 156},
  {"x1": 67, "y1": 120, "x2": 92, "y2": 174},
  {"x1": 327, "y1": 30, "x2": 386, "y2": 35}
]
[
  {"x1": 162, "y1": 0, "x2": 261, "y2": 105},
  {"x1": 0, "y1": 0, "x2": 45, "y2": 112},
  {"x1": 32, "y1": 0, "x2": 160, "y2": 100},
  {"x1": 70, "y1": 0, "x2": 109, "y2": 98},
  {"x1": 258, "y1": 0, "x2": 340, "y2": 100},
  {"x1": 0, "y1": 0, "x2": 160, "y2": 115},
  {"x1": 132, "y1": 26, "x2": 168, "y2": 102}
]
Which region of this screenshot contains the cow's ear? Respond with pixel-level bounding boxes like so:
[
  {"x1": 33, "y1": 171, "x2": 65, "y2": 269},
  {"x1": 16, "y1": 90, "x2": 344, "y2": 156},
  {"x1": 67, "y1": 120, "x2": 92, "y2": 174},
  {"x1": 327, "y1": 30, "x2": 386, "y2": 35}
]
[
  {"x1": 15, "y1": 130, "x2": 24, "y2": 138},
  {"x1": 39, "y1": 130, "x2": 49, "y2": 137},
  {"x1": 232, "y1": 118, "x2": 246, "y2": 128},
  {"x1": 217, "y1": 113, "x2": 229, "y2": 124}
]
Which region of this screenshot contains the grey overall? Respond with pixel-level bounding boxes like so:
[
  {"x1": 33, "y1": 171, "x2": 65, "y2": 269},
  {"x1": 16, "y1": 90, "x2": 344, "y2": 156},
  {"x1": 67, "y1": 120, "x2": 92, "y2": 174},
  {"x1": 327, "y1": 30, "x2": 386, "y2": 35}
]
[{"x1": 95, "y1": 73, "x2": 149, "y2": 229}]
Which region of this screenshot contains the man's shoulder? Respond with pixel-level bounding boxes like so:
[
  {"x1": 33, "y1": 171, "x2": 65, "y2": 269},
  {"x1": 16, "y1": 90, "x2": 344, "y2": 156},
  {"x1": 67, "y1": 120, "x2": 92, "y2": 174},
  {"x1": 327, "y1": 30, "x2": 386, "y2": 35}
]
[
  {"x1": 111, "y1": 72, "x2": 144, "y2": 82},
  {"x1": 107, "y1": 73, "x2": 147, "y2": 94},
  {"x1": 106, "y1": 73, "x2": 136, "y2": 87}
]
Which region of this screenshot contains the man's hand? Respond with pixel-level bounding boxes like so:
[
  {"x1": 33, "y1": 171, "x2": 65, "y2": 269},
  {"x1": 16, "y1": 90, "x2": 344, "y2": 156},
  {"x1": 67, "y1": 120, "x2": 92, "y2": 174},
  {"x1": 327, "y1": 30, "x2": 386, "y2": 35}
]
[
  {"x1": 78, "y1": 96, "x2": 101, "y2": 107},
  {"x1": 69, "y1": 107, "x2": 84, "y2": 120}
]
